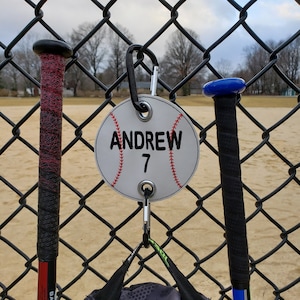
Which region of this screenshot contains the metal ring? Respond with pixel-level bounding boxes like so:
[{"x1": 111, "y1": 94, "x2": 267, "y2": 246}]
[
  {"x1": 136, "y1": 101, "x2": 152, "y2": 122},
  {"x1": 138, "y1": 180, "x2": 156, "y2": 197}
]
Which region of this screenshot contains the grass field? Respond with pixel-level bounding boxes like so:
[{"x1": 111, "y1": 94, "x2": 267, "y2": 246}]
[{"x1": 0, "y1": 94, "x2": 298, "y2": 107}]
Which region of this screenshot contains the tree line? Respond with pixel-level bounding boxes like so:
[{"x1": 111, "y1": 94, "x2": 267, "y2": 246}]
[{"x1": 0, "y1": 22, "x2": 299, "y2": 97}]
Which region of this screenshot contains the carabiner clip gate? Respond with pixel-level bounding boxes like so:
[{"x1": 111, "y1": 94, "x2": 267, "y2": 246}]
[
  {"x1": 138, "y1": 180, "x2": 156, "y2": 248},
  {"x1": 126, "y1": 44, "x2": 159, "y2": 112}
]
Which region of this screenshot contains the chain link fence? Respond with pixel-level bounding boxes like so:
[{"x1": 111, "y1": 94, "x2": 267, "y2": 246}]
[{"x1": 1, "y1": 0, "x2": 299, "y2": 299}]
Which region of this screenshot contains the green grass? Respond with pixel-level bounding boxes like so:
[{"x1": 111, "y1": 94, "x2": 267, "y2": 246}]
[{"x1": 0, "y1": 95, "x2": 298, "y2": 107}]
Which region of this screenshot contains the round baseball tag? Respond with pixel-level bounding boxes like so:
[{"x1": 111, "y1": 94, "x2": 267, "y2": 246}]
[{"x1": 95, "y1": 95, "x2": 199, "y2": 201}]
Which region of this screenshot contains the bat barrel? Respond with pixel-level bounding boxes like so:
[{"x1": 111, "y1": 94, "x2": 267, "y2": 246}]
[
  {"x1": 203, "y1": 78, "x2": 250, "y2": 298},
  {"x1": 34, "y1": 39, "x2": 72, "y2": 299}
]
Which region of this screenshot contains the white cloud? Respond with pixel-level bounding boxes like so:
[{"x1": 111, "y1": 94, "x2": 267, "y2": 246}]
[
  {"x1": 239, "y1": 1, "x2": 299, "y2": 45},
  {"x1": 280, "y1": 2, "x2": 300, "y2": 17},
  {"x1": 1, "y1": 0, "x2": 298, "y2": 67}
]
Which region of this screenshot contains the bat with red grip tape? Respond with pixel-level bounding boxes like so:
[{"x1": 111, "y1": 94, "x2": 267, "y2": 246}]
[{"x1": 33, "y1": 39, "x2": 72, "y2": 300}]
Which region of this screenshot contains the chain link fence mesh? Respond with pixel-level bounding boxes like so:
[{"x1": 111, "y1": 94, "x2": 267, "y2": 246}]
[{"x1": 0, "y1": 0, "x2": 299, "y2": 299}]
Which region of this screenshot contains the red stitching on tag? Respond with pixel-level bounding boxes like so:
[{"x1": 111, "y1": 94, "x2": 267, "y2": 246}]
[
  {"x1": 169, "y1": 113, "x2": 183, "y2": 188},
  {"x1": 110, "y1": 112, "x2": 123, "y2": 187}
]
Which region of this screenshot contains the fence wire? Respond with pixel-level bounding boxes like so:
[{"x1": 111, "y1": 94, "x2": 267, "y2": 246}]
[{"x1": 0, "y1": 0, "x2": 299, "y2": 299}]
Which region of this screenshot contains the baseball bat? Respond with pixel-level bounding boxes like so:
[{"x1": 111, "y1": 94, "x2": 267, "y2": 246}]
[
  {"x1": 33, "y1": 39, "x2": 72, "y2": 300},
  {"x1": 203, "y1": 78, "x2": 250, "y2": 300}
]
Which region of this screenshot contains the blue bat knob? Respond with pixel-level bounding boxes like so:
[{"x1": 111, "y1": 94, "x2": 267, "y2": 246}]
[{"x1": 203, "y1": 78, "x2": 246, "y2": 97}]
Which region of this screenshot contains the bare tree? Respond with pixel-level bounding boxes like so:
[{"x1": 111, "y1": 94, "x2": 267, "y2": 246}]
[
  {"x1": 206, "y1": 58, "x2": 234, "y2": 82},
  {"x1": 65, "y1": 63, "x2": 85, "y2": 97},
  {"x1": 215, "y1": 58, "x2": 233, "y2": 78},
  {"x1": 241, "y1": 37, "x2": 300, "y2": 94},
  {"x1": 0, "y1": 59, "x2": 19, "y2": 93},
  {"x1": 14, "y1": 33, "x2": 40, "y2": 95},
  {"x1": 105, "y1": 24, "x2": 134, "y2": 88},
  {"x1": 160, "y1": 29, "x2": 203, "y2": 95},
  {"x1": 70, "y1": 22, "x2": 107, "y2": 90},
  {"x1": 0, "y1": 32, "x2": 41, "y2": 96},
  {"x1": 278, "y1": 37, "x2": 300, "y2": 84}
]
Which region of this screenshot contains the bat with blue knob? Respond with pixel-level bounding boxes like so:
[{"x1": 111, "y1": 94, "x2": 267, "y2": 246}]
[{"x1": 203, "y1": 78, "x2": 250, "y2": 300}]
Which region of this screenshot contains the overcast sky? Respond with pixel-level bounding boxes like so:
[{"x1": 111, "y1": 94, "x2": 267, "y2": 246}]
[{"x1": 1, "y1": 0, "x2": 299, "y2": 69}]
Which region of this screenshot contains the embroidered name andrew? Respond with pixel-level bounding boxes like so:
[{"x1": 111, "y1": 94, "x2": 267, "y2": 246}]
[{"x1": 110, "y1": 130, "x2": 183, "y2": 150}]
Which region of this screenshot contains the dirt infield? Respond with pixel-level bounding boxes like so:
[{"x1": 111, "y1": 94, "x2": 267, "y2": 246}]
[
  {"x1": 0, "y1": 102, "x2": 299, "y2": 299},
  {"x1": 0, "y1": 95, "x2": 298, "y2": 107}
]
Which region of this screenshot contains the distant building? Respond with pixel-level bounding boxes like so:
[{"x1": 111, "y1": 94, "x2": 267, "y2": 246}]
[{"x1": 283, "y1": 88, "x2": 297, "y2": 96}]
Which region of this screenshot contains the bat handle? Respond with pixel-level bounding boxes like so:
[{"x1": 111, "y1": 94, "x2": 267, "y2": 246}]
[
  {"x1": 203, "y1": 78, "x2": 250, "y2": 300},
  {"x1": 34, "y1": 39, "x2": 72, "y2": 300}
]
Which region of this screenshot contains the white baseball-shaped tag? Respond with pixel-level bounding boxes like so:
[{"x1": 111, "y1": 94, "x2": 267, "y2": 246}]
[{"x1": 95, "y1": 95, "x2": 199, "y2": 201}]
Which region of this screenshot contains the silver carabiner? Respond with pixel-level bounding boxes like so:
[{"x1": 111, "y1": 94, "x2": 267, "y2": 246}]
[
  {"x1": 126, "y1": 44, "x2": 159, "y2": 113},
  {"x1": 150, "y1": 65, "x2": 159, "y2": 96},
  {"x1": 138, "y1": 180, "x2": 156, "y2": 248}
]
